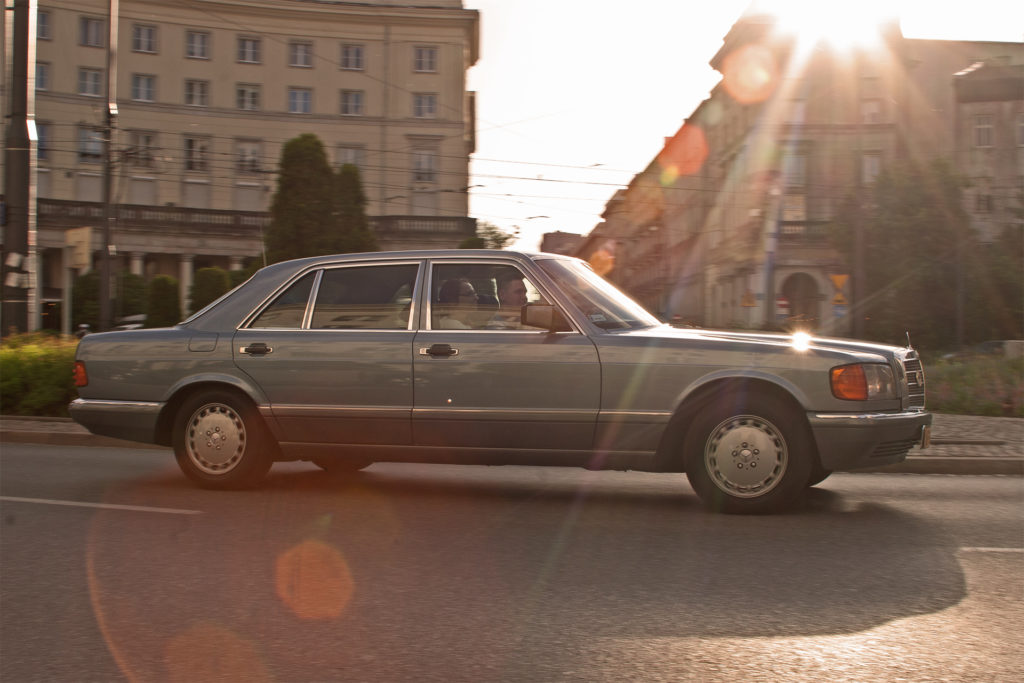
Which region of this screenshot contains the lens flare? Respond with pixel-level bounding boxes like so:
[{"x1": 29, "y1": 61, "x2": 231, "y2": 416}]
[
  {"x1": 722, "y1": 44, "x2": 779, "y2": 104},
  {"x1": 164, "y1": 622, "x2": 271, "y2": 683},
  {"x1": 275, "y1": 539, "x2": 354, "y2": 620},
  {"x1": 589, "y1": 247, "x2": 615, "y2": 276},
  {"x1": 657, "y1": 123, "x2": 708, "y2": 183}
]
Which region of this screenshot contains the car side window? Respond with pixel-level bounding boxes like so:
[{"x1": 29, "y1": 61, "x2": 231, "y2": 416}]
[
  {"x1": 311, "y1": 264, "x2": 418, "y2": 330},
  {"x1": 249, "y1": 271, "x2": 316, "y2": 328},
  {"x1": 431, "y1": 263, "x2": 549, "y2": 330}
]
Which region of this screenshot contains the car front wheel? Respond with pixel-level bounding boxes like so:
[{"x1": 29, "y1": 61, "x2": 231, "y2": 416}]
[
  {"x1": 172, "y1": 391, "x2": 274, "y2": 489},
  {"x1": 684, "y1": 394, "x2": 812, "y2": 514}
]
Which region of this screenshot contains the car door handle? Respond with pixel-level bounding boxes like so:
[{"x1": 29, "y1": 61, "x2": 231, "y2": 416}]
[
  {"x1": 240, "y1": 343, "x2": 273, "y2": 356},
  {"x1": 419, "y1": 343, "x2": 458, "y2": 358}
]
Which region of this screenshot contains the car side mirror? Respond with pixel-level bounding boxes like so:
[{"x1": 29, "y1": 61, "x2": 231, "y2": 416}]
[{"x1": 521, "y1": 303, "x2": 572, "y2": 332}]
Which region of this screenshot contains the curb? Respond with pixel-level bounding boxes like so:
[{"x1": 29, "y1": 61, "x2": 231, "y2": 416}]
[{"x1": 2, "y1": 426, "x2": 1020, "y2": 476}]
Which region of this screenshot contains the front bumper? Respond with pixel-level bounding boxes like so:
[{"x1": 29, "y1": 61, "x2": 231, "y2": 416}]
[
  {"x1": 69, "y1": 398, "x2": 164, "y2": 445},
  {"x1": 807, "y1": 410, "x2": 933, "y2": 471}
]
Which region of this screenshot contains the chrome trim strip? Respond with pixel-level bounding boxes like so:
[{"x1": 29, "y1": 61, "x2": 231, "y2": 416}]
[
  {"x1": 70, "y1": 398, "x2": 163, "y2": 413},
  {"x1": 597, "y1": 410, "x2": 671, "y2": 421},
  {"x1": 813, "y1": 411, "x2": 929, "y2": 421},
  {"x1": 413, "y1": 408, "x2": 594, "y2": 420},
  {"x1": 270, "y1": 405, "x2": 410, "y2": 419},
  {"x1": 302, "y1": 269, "x2": 324, "y2": 330}
]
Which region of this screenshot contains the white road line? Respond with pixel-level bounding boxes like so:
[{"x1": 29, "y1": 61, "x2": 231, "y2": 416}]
[
  {"x1": 0, "y1": 496, "x2": 202, "y2": 515},
  {"x1": 959, "y1": 547, "x2": 1024, "y2": 553}
]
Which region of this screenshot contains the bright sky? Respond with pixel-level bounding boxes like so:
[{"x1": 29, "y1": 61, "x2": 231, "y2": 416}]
[{"x1": 461, "y1": 0, "x2": 1024, "y2": 251}]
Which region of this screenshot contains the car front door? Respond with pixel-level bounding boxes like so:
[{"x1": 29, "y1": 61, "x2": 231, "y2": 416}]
[
  {"x1": 233, "y1": 261, "x2": 421, "y2": 450},
  {"x1": 412, "y1": 259, "x2": 600, "y2": 457}
]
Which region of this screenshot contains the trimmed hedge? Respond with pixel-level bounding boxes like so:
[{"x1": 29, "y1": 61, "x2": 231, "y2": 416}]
[{"x1": 0, "y1": 333, "x2": 78, "y2": 417}]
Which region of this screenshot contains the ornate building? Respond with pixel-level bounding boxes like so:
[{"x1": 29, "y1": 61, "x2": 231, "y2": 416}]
[{"x1": 3, "y1": 0, "x2": 479, "y2": 327}]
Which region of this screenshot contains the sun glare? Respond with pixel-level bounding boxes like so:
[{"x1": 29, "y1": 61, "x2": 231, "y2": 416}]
[{"x1": 759, "y1": 0, "x2": 895, "y2": 51}]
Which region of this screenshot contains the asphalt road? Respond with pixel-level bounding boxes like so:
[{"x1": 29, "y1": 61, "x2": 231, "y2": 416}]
[{"x1": 2, "y1": 443, "x2": 1022, "y2": 682}]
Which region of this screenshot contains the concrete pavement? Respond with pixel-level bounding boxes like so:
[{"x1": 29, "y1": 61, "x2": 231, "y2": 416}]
[{"x1": 1, "y1": 412, "x2": 1020, "y2": 475}]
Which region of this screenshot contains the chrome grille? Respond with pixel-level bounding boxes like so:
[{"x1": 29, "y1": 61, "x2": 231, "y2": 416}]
[{"x1": 901, "y1": 353, "x2": 926, "y2": 409}]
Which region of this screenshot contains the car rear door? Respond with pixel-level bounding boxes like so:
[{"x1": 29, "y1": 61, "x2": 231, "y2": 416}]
[{"x1": 233, "y1": 260, "x2": 421, "y2": 448}]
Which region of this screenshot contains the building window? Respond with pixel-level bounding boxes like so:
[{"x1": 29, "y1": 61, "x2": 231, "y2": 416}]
[
  {"x1": 238, "y1": 36, "x2": 261, "y2": 64},
  {"x1": 236, "y1": 140, "x2": 263, "y2": 174},
  {"x1": 37, "y1": 123, "x2": 51, "y2": 161},
  {"x1": 236, "y1": 84, "x2": 260, "y2": 111},
  {"x1": 412, "y1": 150, "x2": 438, "y2": 183},
  {"x1": 288, "y1": 88, "x2": 312, "y2": 114},
  {"x1": 974, "y1": 115, "x2": 994, "y2": 147},
  {"x1": 861, "y1": 152, "x2": 882, "y2": 184},
  {"x1": 341, "y1": 44, "x2": 364, "y2": 70},
  {"x1": 975, "y1": 193, "x2": 993, "y2": 213},
  {"x1": 36, "y1": 62, "x2": 50, "y2": 91},
  {"x1": 783, "y1": 150, "x2": 807, "y2": 187},
  {"x1": 131, "y1": 74, "x2": 155, "y2": 102},
  {"x1": 861, "y1": 99, "x2": 883, "y2": 124},
  {"x1": 336, "y1": 145, "x2": 365, "y2": 172},
  {"x1": 186, "y1": 31, "x2": 209, "y2": 59},
  {"x1": 184, "y1": 137, "x2": 209, "y2": 172},
  {"x1": 78, "y1": 68, "x2": 103, "y2": 97},
  {"x1": 78, "y1": 128, "x2": 104, "y2": 163},
  {"x1": 128, "y1": 131, "x2": 157, "y2": 168},
  {"x1": 289, "y1": 41, "x2": 313, "y2": 67},
  {"x1": 80, "y1": 17, "x2": 104, "y2": 47},
  {"x1": 132, "y1": 24, "x2": 157, "y2": 53},
  {"x1": 37, "y1": 11, "x2": 51, "y2": 40},
  {"x1": 340, "y1": 90, "x2": 364, "y2": 116},
  {"x1": 413, "y1": 93, "x2": 438, "y2": 118},
  {"x1": 414, "y1": 46, "x2": 437, "y2": 72},
  {"x1": 185, "y1": 79, "x2": 209, "y2": 107}
]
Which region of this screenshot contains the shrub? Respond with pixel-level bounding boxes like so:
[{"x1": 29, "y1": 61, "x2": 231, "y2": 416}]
[
  {"x1": 926, "y1": 356, "x2": 1024, "y2": 417},
  {"x1": 190, "y1": 267, "x2": 231, "y2": 314},
  {"x1": 0, "y1": 333, "x2": 78, "y2": 416},
  {"x1": 146, "y1": 275, "x2": 181, "y2": 327}
]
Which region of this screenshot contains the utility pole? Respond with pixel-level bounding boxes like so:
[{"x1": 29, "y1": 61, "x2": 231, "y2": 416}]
[
  {"x1": 2, "y1": 0, "x2": 37, "y2": 336},
  {"x1": 98, "y1": 0, "x2": 119, "y2": 331}
]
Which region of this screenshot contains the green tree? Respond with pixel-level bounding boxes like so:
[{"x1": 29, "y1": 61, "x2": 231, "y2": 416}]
[
  {"x1": 459, "y1": 221, "x2": 514, "y2": 249},
  {"x1": 829, "y1": 159, "x2": 1001, "y2": 350},
  {"x1": 145, "y1": 275, "x2": 181, "y2": 328},
  {"x1": 189, "y1": 267, "x2": 231, "y2": 314},
  {"x1": 264, "y1": 134, "x2": 339, "y2": 263},
  {"x1": 334, "y1": 163, "x2": 377, "y2": 253}
]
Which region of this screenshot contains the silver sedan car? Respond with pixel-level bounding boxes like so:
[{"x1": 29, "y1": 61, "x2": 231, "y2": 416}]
[{"x1": 70, "y1": 250, "x2": 931, "y2": 513}]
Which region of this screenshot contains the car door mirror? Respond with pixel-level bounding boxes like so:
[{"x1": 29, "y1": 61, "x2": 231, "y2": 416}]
[{"x1": 521, "y1": 303, "x2": 572, "y2": 332}]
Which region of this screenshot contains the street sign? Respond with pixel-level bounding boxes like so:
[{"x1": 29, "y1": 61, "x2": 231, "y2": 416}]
[
  {"x1": 832, "y1": 292, "x2": 848, "y2": 306},
  {"x1": 65, "y1": 226, "x2": 93, "y2": 272}
]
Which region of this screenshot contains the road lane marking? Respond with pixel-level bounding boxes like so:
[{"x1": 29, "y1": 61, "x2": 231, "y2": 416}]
[
  {"x1": 959, "y1": 547, "x2": 1024, "y2": 553},
  {"x1": 0, "y1": 496, "x2": 202, "y2": 515}
]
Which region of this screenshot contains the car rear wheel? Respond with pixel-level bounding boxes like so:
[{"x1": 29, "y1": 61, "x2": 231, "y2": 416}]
[
  {"x1": 172, "y1": 391, "x2": 273, "y2": 489},
  {"x1": 684, "y1": 393, "x2": 812, "y2": 514}
]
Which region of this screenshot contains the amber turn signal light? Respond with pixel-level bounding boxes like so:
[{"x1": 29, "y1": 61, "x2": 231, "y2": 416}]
[{"x1": 830, "y1": 364, "x2": 867, "y2": 400}]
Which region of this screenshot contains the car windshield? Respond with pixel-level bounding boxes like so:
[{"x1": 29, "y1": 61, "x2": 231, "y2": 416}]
[{"x1": 537, "y1": 258, "x2": 662, "y2": 330}]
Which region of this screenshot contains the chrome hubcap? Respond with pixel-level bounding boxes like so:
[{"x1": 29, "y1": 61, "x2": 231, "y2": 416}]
[
  {"x1": 705, "y1": 414, "x2": 787, "y2": 498},
  {"x1": 185, "y1": 403, "x2": 245, "y2": 475}
]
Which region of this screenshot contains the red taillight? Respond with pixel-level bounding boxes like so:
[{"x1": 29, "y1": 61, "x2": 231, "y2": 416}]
[{"x1": 73, "y1": 361, "x2": 88, "y2": 388}]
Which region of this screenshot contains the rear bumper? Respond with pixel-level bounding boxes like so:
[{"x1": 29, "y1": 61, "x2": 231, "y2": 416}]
[
  {"x1": 808, "y1": 410, "x2": 933, "y2": 471},
  {"x1": 69, "y1": 398, "x2": 163, "y2": 445}
]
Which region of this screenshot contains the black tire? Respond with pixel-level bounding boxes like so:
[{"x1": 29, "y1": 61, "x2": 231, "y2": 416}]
[
  {"x1": 312, "y1": 458, "x2": 372, "y2": 474},
  {"x1": 172, "y1": 390, "x2": 274, "y2": 489},
  {"x1": 684, "y1": 393, "x2": 813, "y2": 514}
]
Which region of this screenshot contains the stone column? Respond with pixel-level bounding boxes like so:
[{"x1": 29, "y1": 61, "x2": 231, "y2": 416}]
[
  {"x1": 179, "y1": 254, "x2": 194, "y2": 318},
  {"x1": 130, "y1": 252, "x2": 145, "y2": 277},
  {"x1": 229, "y1": 256, "x2": 243, "y2": 271}
]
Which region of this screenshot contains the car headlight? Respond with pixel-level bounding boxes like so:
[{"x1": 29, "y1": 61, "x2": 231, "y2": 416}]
[{"x1": 830, "y1": 363, "x2": 896, "y2": 400}]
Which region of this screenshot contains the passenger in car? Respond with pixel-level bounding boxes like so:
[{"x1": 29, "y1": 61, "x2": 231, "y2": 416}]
[
  {"x1": 436, "y1": 278, "x2": 478, "y2": 329},
  {"x1": 487, "y1": 273, "x2": 528, "y2": 329}
]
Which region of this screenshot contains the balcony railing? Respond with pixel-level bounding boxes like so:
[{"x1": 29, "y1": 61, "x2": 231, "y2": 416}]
[{"x1": 38, "y1": 199, "x2": 477, "y2": 240}]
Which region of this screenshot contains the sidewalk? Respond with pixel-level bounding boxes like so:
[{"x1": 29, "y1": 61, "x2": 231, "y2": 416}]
[{"x1": 1, "y1": 413, "x2": 1020, "y2": 475}]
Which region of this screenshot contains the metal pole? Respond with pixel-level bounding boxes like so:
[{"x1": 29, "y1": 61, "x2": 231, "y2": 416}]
[
  {"x1": 99, "y1": 0, "x2": 119, "y2": 330},
  {"x1": 2, "y1": 0, "x2": 37, "y2": 336}
]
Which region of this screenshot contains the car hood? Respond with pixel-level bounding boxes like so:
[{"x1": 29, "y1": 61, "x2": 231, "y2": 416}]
[{"x1": 617, "y1": 325, "x2": 908, "y2": 363}]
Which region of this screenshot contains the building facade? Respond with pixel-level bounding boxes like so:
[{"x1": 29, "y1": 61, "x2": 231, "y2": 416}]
[
  {"x1": 3, "y1": 0, "x2": 479, "y2": 326},
  {"x1": 576, "y1": 11, "x2": 1024, "y2": 334}
]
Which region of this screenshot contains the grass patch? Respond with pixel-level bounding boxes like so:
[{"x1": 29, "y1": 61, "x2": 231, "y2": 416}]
[{"x1": 925, "y1": 356, "x2": 1023, "y2": 417}]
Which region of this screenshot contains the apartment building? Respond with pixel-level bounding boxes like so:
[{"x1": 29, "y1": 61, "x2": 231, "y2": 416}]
[
  {"x1": 3, "y1": 0, "x2": 479, "y2": 325},
  {"x1": 576, "y1": 11, "x2": 1023, "y2": 333}
]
